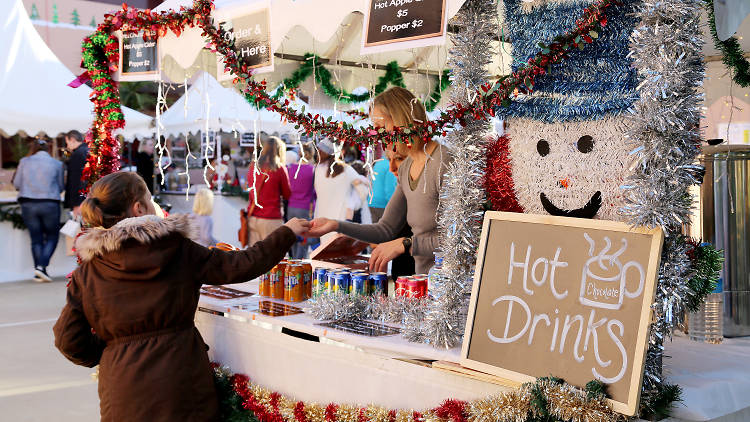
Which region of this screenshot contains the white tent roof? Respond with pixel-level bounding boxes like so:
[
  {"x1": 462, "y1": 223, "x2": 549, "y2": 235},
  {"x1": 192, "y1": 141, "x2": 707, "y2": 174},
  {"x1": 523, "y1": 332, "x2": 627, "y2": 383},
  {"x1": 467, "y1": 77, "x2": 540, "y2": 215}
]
[
  {"x1": 0, "y1": 0, "x2": 152, "y2": 139},
  {"x1": 158, "y1": 71, "x2": 290, "y2": 137}
]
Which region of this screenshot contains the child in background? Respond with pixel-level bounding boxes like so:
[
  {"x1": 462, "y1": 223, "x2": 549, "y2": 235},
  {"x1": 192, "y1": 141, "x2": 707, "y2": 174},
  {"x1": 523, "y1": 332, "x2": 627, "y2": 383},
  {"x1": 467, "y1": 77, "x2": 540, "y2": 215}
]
[
  {"x1": 191, "y1": 188, "x2": 218, "y2": 247},
  {"x1": 348, "y1": 160, "x2": 372, "y2": 224}
]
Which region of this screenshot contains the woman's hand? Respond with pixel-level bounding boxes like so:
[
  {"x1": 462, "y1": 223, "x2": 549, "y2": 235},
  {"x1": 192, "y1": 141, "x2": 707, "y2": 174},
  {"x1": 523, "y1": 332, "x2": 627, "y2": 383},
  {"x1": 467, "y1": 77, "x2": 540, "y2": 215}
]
[
  {"x1": 369, "y1": 238, "x2": 406, "y2": 273},
  {"x1": 307, "y1": 218, "x2": 339, "y2": 238},
  {"x1": 284, "y1": 218, "x2": 311, "y2": 236}
]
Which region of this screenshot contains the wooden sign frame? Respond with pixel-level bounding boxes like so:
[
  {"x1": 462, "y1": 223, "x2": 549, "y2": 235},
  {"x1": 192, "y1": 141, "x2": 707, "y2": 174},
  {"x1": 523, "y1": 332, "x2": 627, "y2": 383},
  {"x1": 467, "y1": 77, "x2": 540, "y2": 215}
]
[
  {"x1": 363, "y1": 0, "x2": 447, "y2": 48},
  {"x1": 460, "y1": 211, "x2": 663, "y2": 416},
  {"x1": 117, "y1": 30, "x2": 160, "y2": 81}
]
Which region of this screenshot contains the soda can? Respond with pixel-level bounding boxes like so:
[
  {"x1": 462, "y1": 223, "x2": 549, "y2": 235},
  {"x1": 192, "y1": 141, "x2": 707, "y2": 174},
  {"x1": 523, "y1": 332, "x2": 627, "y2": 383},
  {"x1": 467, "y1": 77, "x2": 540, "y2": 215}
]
[
  {"x1": 406, "y1": 278, "x2": 423, "y2": 298},
  {"x1": 313, "y1": 268, "x2": 328, "y2": 298},
  {"x1": 326, "y1": 270, "x2": 338, "y2": 295},
  {"x1": 301, "y1": 262, "x2": 313, "y2": 299},
  {"x1": 369, "y1": 272, "x2": 388, "y2": 296},
  {"x1": 284, "y1": 264, "x2": 303, "y2": 302},
  {"x1": 333, "y1": 271, "x2": 351, "y2": 295},
  {"x1": 412, "y1": 275, "x2": 428, "y2": 298},
  {"x1": 395, "y1": 276, "x2": 410, "y2": 297},
  {"x1": 351, "y1": 273, "x2": 369, "y2": 296},
  {"x1": 270, "y1": 264, "x2": 285, "y2": 299},
  {"x1": 259, "y1": 272, "x2": 270, "y2": 297}
]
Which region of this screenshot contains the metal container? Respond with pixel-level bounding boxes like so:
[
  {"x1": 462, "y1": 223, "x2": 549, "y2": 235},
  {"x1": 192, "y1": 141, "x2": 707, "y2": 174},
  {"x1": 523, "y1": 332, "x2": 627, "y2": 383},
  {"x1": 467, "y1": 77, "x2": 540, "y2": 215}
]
[{"x1": 700, "y1": 145, "x2": 750, "y2": 337}]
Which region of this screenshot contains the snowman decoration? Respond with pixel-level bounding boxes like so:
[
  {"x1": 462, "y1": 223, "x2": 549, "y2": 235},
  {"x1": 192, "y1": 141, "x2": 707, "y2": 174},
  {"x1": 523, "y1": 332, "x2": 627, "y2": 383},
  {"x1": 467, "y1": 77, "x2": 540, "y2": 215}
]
[{"x1": 498, "y1": 0, "x2": 640, "y2": 222}]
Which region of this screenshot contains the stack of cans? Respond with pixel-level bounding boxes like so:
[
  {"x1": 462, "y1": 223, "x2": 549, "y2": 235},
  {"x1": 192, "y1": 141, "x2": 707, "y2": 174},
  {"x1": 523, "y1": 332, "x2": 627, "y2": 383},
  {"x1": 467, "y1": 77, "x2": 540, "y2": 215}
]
[
  {"x1": 395, "y1": 275, "x2": 428, "y2": 299},
  {"x1": 260, "y1": 260, "x2": 313, "y2": 303},
  {"x1": 311, "y1": 267, "x2": 388, "y2": 298}
]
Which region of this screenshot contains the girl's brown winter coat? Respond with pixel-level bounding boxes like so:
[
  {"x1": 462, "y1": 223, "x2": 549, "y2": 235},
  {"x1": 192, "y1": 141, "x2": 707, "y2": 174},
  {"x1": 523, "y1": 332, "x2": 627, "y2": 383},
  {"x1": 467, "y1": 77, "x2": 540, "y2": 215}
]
[{"x1": 53, "y1": 214, "x2": 295, "y2": 421}]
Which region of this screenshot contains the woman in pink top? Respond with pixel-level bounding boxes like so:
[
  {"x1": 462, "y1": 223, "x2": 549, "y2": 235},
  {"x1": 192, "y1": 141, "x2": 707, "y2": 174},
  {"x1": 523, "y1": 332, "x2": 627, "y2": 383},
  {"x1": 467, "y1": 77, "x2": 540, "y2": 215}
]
[
  {"x1": 285, "y1": 142, "x2": 317, "y2": 258},
  {"x1": 246, "y1": 136, "x2": 291, "y2": 246}
]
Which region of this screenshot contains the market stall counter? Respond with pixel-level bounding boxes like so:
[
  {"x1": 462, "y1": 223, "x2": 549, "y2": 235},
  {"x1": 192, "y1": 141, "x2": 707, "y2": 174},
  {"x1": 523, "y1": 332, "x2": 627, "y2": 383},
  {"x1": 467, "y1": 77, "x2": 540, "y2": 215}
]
[{"x1": 196, "y1": 280, "x2": 750, "y2": 422}]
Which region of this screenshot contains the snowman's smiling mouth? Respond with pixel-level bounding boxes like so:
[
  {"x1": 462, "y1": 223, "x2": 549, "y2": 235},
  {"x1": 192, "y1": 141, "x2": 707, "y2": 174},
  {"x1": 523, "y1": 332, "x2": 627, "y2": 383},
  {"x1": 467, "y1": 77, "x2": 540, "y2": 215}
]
[{"x1": 540, "y1": 191, "x2": 602, "y2": 219}]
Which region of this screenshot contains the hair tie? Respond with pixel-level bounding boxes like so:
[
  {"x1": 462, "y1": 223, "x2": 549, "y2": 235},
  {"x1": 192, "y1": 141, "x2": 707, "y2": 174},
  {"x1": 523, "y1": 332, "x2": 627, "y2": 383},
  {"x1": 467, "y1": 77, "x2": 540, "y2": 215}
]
[{"x1": 91, "y1": 197, "x2": 100, "y2": 206}]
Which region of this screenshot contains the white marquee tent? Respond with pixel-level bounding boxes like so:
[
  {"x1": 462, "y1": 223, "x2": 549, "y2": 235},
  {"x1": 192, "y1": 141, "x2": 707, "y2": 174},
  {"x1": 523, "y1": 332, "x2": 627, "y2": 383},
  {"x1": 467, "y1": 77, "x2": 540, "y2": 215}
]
[
  {"x1": 158, "y1": 71, "x2": 291, "y2": 137},
  {"x1": 0, "y1": 0, "x2": 152, "y2": 139}
]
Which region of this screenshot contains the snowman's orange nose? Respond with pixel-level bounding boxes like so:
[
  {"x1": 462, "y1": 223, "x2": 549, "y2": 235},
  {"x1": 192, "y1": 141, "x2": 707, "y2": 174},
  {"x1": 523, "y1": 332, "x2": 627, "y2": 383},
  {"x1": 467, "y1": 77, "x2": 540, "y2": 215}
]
[{"x1": 558, "y1": 178, "x2": 571, "y2": 189}]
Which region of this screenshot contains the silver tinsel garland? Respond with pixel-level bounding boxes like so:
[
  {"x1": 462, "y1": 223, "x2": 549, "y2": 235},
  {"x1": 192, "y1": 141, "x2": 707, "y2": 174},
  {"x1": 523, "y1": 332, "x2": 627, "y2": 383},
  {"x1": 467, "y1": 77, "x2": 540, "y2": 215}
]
[
  {"x1": 624, "y1": 0, "x2": 704, "y2": 408},
  {"x1": 424, "y1": 0, "x2": 496, "y2": 349}
]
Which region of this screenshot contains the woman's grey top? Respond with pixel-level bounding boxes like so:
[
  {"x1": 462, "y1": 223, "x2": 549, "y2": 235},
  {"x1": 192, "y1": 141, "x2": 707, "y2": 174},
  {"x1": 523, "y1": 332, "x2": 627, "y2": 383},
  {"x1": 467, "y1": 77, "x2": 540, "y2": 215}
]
[{"x1": 337, "y1": 143, "x2": 450, "y2": 274}]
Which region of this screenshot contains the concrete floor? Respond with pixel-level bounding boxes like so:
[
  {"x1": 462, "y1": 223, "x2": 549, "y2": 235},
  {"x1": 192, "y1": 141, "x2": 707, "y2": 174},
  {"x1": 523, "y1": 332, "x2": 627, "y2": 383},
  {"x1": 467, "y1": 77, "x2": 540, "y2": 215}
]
[{"x1": 0, "y1": 279, "x2": 99, "y2": 421}]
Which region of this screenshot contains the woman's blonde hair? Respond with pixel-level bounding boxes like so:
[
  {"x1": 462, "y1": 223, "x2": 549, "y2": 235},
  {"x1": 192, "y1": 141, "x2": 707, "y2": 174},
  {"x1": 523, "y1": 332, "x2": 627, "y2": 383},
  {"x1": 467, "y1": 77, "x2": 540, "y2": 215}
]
[
  {"x1": 372, "y1": 87, "x2": 428, "y2": 150},
  {"x1": 192, "y1": 188, "x2": 214, "y2": 216},
  {"x1": 257, "y1": 136, "x2": 286, "y2": 171},
  {"x1": 81, "y1": 172, "x2": 150, "y2": 228}
]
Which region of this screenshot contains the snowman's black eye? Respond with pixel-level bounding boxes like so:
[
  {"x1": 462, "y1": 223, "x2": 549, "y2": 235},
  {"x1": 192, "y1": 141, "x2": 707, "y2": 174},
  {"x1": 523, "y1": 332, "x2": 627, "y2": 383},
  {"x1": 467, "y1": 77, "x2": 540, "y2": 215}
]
[
  {"x1": 577, "y1": 135, "x2": 594, "y2": 153},
  {"x1": 537, "y1": 139, "x2": 550, "y2": 157}
]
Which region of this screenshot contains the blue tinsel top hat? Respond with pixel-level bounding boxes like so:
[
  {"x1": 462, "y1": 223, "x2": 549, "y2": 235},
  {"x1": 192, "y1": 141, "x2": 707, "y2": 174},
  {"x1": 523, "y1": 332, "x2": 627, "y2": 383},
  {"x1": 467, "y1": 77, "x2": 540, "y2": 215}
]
[{"x1": 500, "y1": 0, "x2": 639, "y2": 123}]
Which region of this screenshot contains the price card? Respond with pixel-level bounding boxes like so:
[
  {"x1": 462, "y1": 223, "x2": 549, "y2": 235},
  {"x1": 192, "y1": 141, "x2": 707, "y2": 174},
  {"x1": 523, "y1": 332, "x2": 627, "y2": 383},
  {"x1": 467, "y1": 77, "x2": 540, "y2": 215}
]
[
  {"x1": 362, "y1": 0, "x2": 447, "y2": 54},
  {"x1": 118, "y1": 30, "x2": 160, "y2": 81},
  {"x1": 215, "y1": 2, "x2": 274, "y2": 81}
]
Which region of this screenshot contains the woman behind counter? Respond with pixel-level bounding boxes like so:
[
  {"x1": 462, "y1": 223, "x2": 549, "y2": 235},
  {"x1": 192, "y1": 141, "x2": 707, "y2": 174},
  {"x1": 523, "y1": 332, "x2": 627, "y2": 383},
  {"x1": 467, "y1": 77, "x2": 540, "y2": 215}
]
[{"x1": 308, "y1": 87, "x2": 450, "y2": 274}]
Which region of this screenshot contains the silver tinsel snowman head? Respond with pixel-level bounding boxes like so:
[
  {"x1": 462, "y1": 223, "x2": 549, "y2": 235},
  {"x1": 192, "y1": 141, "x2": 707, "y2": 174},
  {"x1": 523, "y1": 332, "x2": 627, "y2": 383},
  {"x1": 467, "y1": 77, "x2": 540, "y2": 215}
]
[{"x1": 500, "y1": 0, "x2": 640, "y2": 221}]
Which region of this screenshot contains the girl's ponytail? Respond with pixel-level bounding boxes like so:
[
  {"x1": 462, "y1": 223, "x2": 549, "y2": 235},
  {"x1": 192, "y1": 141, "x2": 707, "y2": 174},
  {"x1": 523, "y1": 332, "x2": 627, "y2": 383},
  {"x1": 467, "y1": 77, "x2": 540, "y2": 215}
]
[{"x1": 81, "y1": 172, "x2": 150, "y2": 228}]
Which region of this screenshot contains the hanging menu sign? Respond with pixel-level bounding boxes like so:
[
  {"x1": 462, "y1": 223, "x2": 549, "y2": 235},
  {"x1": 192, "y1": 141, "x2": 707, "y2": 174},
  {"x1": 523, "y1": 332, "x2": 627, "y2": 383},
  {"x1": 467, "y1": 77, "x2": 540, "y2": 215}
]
[
  {"x1": 461, "y1": 212, "x2": 663, "y2": 416},
  {"x1": 118, "y1": 31, "x2": 159, "y2": 81},
  {"x1": 363, "y1": 0, "x2": 446, "y2": 48},
  {"x1": 220, "y1": 8, "x2": 272, "y2": 70}
]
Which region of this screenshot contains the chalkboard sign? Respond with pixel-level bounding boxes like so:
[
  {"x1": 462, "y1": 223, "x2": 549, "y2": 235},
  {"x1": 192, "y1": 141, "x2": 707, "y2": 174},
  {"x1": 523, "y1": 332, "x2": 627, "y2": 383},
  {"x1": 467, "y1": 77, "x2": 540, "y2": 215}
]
[
  {"x1": 364, "y1": 0, "x2": 446, "y2": 47},
  {"x1": 119, "y1": 31, "x2": 159, "y2": 80},
  {"x1": 220, "y1": 8, "x2": 272, "y2": 69},
  {"x1": 461, "y1": 212, "x2": 663, "y2": 416}
]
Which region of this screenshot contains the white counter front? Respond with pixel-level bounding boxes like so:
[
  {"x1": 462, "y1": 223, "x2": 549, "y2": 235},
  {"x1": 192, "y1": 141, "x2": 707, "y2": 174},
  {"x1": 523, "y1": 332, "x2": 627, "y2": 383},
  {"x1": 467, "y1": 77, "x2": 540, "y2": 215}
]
[{"x1": 197, "y1": 281, "x2": 750, "y2": 422}]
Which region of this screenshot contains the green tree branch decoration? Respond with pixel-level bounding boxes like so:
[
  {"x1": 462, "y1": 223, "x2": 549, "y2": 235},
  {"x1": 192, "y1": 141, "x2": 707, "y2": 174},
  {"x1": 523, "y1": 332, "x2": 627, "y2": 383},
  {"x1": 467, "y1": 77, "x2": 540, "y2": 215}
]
[{"x1": 268, "y1": 53, "x2": 450, "y2": 112}]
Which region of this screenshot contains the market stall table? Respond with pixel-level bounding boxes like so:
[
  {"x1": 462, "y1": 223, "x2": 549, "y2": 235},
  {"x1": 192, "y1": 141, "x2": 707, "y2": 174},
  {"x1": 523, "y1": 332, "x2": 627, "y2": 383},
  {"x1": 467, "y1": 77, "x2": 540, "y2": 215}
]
[{"x1": 196, "y1": 281, "x2": 750, "y2": 422}]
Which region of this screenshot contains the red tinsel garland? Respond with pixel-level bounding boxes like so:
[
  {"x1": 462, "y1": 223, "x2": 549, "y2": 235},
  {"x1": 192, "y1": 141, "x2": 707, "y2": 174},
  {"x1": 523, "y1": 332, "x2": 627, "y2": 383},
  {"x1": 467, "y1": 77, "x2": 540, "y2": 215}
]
[
  {"x1": 483, "y1": 135, "x2": 524, "y2": 213},
  {"x1": 79, "y1": 0, "x2": 613, "y2": 187}
]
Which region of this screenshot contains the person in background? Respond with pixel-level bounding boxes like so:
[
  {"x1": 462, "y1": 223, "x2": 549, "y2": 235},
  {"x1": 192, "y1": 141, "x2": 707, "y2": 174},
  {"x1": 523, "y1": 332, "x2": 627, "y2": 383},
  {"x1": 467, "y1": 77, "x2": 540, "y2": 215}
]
[
  {"x1": 246, "y1": 136, "x2": 291, "y2": 246},
  {"x1": 63, "y1": 130, "x2": 89, "y2": 216},
  {"x1": 308, "y1": 87, "x2": 451, "y2": 274},
  {"x1": 282, "y1": 149, "x2": 299, "y2": 222},
  {"x1": 53, "y1": 171, "x2": 308, "y2": 422},
  {"x1": 313, "y1": 138, "x2": 365, "y2": 244},
  {"x1": 190, "y1": 188, "x2": 218, "y2": 247},
  {"x1": 348, "y1": 160, "x2": 372, "y2": 225},
  {"x1": 12, "y1": 138, "x2": 64, "y2": 282},
  {"x1": 368, "y1": 150, "x2": 398, "y2": 223},
  {"x1": 134, "y1": 138, "x2": 155, "y2": 194},
  {"x1": 286, "y1": 142, "x2": 317, "y2": 259}
]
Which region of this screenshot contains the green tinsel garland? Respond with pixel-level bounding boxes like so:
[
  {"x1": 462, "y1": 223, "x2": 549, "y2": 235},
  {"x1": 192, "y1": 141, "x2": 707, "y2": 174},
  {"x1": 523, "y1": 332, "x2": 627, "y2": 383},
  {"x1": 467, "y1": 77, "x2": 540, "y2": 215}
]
[
  {"x1": 686, "y1": 240, "x2": 724, "y2": 313},
  {"x1": 270, "y1": 53, "x2": 451, "y2": 111},
  {"x1": 0, "y1": 203, "x2": 25, "y2": 230},
  {"x1": 705, "y1": 0, "x2": 750, "y2": 87},
  {"x1": 639, "y1": 383, "x2": 683, "y2": 421}
]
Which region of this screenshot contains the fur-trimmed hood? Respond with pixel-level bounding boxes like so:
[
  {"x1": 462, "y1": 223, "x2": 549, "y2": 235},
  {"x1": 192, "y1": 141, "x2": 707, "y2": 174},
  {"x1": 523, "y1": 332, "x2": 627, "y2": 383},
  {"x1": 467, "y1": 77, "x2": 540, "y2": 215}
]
[{"x1": 75, "y1": 214, "x2": 198, "y2": 262}]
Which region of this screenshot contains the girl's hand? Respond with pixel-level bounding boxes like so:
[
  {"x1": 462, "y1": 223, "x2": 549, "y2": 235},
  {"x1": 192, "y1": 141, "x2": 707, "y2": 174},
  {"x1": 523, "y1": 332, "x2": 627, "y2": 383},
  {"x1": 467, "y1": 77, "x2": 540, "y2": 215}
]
[
  {"x1": 284, "y1": 218, "x2": 311, "y2": 236},
  {"x1": 307, "y1": 218, "x2": 339, "y2": 237},
  {"x1": 369, "y1": 238, "x2": 406, "y2": 273}
]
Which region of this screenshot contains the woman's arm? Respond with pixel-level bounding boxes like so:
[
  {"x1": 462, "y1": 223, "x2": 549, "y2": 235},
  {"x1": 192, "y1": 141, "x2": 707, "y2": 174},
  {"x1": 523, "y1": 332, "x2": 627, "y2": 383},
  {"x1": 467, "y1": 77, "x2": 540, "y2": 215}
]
[
  {"x1": 336, "y1": 184, "x2": 407, "y2": 244},
  {"x1": 188, "y1": 224, "x2": 297, "y2": 285},
  {"x1": 53, "y1": 274, "x2": 105, "y2": 368},
  {"x1": 12, "y1": 160, "x2": 23, "y2": 191}
]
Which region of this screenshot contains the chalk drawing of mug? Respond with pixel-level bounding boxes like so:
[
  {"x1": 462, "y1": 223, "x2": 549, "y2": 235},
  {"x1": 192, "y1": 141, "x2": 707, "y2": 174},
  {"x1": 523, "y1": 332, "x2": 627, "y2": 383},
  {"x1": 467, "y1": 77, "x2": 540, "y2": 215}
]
[{"x1": 578, "y1": 233, "x2": 645, "y2": 310}]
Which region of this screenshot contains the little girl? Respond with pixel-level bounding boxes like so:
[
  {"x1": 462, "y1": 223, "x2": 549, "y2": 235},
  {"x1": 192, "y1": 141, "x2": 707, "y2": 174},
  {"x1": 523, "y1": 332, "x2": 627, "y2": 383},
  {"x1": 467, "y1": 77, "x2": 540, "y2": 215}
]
[
  {"x1": 53, "y1": 172, "x2": 308, "y2": 422},
  {"x1": 191, "y1": 187, "x2": 218, "y2": 247}
]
